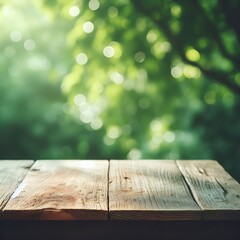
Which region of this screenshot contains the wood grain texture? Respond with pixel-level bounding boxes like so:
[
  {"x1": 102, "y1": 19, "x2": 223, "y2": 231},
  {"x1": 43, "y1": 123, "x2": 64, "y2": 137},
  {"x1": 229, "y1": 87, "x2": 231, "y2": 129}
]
[
  {"x1": 0, "y1": 160, "x2": 34, "y2": 219},
  {"x1": 177, "y1": 160, "x2": 240, "y2": 220},
  {"x1": 3, "y1": 160, "x2": 108, "y2": 220},
  {"x1": 109, "y1": 160, "x2": 201, "y2": 220}
]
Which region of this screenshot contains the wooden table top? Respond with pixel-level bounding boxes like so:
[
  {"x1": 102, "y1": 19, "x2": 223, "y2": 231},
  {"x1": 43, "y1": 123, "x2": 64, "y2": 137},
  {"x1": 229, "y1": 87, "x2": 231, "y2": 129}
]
[{"x1": 0, "y1": 160, "x2": 240, "y2": 221}]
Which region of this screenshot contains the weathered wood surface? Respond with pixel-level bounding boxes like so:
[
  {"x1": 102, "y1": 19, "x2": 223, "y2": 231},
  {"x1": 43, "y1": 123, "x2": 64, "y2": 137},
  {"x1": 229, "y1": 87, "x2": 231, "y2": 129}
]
[
  {"x1": 1, "y1": 159, "x2": 240, "y2": 222},
  {"x1": 0, "y1": 160, "x2": 34, "y2": 218},
  {"x1": 109, "y1": 160, "x2": 201, "y2": 220},
  {"x1": 3, "y1": 160, "x2": 109, "y2": 220},
  {"x1": 177, "y1": 160, "x2": 240, "y2": 220}
]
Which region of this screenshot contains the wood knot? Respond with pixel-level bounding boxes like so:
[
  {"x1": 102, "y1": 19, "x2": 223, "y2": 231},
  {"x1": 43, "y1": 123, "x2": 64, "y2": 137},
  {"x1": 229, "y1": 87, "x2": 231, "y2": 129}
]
[
  {"x1": 198, "y1": 167, "x2": 209, "y2": 176},
  {"x1": 31, "y1": 168, "x2": 40, "y2": 172}
]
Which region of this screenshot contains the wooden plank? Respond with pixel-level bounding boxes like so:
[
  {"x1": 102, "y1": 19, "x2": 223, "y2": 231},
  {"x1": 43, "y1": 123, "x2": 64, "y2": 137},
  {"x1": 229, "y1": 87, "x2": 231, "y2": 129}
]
[
  {"x1": 109, "y1": 160, "x2": 201, "y2": 220},
  {"x1": 177, "y1": 160, "x2": 240, "y2": 220},
  {"x1": 0, "y1": 160, "x2": 34, "y2": 218},
  {"x1": 3, "y1": 160, "x2": 109, "y2": 220}
]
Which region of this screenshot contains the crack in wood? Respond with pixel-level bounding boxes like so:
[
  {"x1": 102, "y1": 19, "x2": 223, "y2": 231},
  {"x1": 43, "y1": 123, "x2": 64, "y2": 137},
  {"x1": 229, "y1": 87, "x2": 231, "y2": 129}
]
[{"x1": 215, "y1": 178, "x2": 228, "y2": 197}]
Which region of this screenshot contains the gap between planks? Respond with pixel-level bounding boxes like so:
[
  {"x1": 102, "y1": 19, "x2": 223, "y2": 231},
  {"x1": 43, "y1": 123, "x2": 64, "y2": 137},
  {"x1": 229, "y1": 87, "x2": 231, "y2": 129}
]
[
  {"x1": 107, "y1": 159, "x2": 110, "y2": 220},
  {"x1": 176, "y1": 160, "x2": 240, "y2": 220},
  {"x1": 175, "y1": 160, "x2": 204, "y2": 220}
]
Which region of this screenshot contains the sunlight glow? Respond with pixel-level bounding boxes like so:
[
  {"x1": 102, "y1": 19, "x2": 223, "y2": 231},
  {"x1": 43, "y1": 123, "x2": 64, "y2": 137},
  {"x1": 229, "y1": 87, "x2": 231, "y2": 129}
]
[
  {"x1": 183, "y1": 65, "x2": 201, "y2": 78},
  {"x1": 104, "y1": 135, "x2": 115, "y2": 146},
  {"x1": 171, "y1": 65, "x2": 183, "y2": 78},
  {"x1": 110, "y1": 72, "x2": 124, "y2": 84},
  {"x1": 135, "y1": 52, "x2": 145, "y2": 63},
  {"x1": 11, "y1": 181, "x2": 26, "y2": 199},
  {"x1": 76, "y1": 96, "x2": 103, "y2": 126},
  {"x1": 186, "y1": 48, "x2": 200, "y2": 62},
  {"x1": 163, "y1": 131, "x2": 175, "y2": 143},
  {"x1": 83, "y1": 21, "x2": 94, "y2": 33},
  {"x1": 110, "y1": 41, "x2": 122, "y2": 58},
  {"x1": 27, "y1": 56, "x2": 51, "y2": 71},
  {"x1": 103, "y1": 46, "x2": 115, "y2": 58},
  {"x1": 92, "y1": 82, "x2": 104, "y2": 93},
  {"x1": 171, "y1": 5, "x2": 182, "y2": 17},
  {"x1": 24, "y1": 39, "x2": 36, "y2": 51},
  {"x1": 152, "y1": 41, "x2": 172, "y2": 59},
  {"x1": 89, "y1": 0, "x2": 100, "y2": 11},
  {"x1": 80, "y1": 110, "x2": 94, "y2": 123},
  {"x1": 69, "y1": 6, "x2": 80, "y2": 17},
  {"x1": 62, "y1": 161, "x2": 96, "y2": 169},
  {"x1": 80, "y1": 161, "x2": 95, "y2": 169},
  {"x1": 74, "y1": 94, "x2": 86, "y2": 106},
  {"x1": 128, "y1": 148, "x2": 142, "y2": 160},
  {"x1": 150, "y1": 119, "x2": 163, "y2": 133},
  {"x1": 10, "y1": 30, "x2": 22, "y2": 42},
  {"x1": 90, "y1": 118, "x2": 103, "y2": 130},
  {"x1": 146, "y1": 30, "x2": 158, "y2": 43},
  {"x1": 160, "y1": 42, "x2": 172, "y2": 52},
  {"x1": 76, "y1": 53, "x2": 88, "y2": 65},
  {"x1": 107, "y1": 126, "x2": 122, "y2": 139},
  {"x1": 150, "y1": 135, "x2": 163, "y2": 148}
]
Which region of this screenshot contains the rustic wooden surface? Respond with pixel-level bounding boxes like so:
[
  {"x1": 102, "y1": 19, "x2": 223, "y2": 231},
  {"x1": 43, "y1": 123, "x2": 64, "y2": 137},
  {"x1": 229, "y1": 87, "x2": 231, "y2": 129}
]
[
  {"x1": 3, "y1": 160, "x2": 109, "y2": 220},
  {"x1": 177, "y1": 160, "x2": 240, "y2": 220},
  {"x1": 0, "y1": 160, "x2": 34, "y2": 218},
  {"x1": 1, "y1": 159, "x2": 240, "y2": 222},
  {"x1": 109, "y1": 160, "x2": 201, "y2": 220}
]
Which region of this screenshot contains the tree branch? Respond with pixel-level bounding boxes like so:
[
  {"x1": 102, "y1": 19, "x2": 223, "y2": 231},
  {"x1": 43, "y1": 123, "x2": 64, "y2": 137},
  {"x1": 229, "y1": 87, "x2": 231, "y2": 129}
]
[
  {"x1": 191, "y1": 0, "x2": 240, "y2": 67},
  {"x1": 131, "y1": 0, "x2": 240, "y2": 95}
]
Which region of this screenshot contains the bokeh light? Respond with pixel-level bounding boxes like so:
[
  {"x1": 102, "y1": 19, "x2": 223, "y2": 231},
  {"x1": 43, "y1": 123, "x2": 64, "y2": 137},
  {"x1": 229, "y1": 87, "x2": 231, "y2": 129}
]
[
  {"x1": 1, "y1": 0, "x2": 239, "y2": 181},
  {"x1": 24, "y1": 39, "x2": 36, "y2": 51},
  {"x1": 83, "y1": 21, "x2": 94, "y2": 33},
  {"x1": 171, "y1": 65, "x2": 183, "y2": 78},
  {"x1": 69, "y1": 6, "x2": 80, "y2": 17},
  {"x1": 103, "y1": 46, "x2": 115, "y2": 58},
  {"x1": 76, "y1": 53, "x2": 88, "y2": 65},
  {"x1": 89, "y1": 0, "x2": 100, "y2": 11},
  {"x1": 10, "y1": 30, "x2": 22, "y2": 42},
  {"x1": 186, "y1": 48, "x2": 200, "y2": 62}
]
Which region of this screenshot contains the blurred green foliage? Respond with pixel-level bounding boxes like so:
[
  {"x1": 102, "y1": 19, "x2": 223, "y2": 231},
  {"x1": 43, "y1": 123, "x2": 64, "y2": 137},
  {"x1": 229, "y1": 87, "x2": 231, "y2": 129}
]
[{"x1": 0, "y1": 0, "x2": 240, "y2": 180}]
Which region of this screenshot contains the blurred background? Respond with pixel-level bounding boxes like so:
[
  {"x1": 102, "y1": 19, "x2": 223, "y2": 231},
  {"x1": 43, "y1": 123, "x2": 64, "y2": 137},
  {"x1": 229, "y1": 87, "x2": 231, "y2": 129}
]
[{"x1": 0, "y1": 0, "x2": 240, "y2": 180}]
